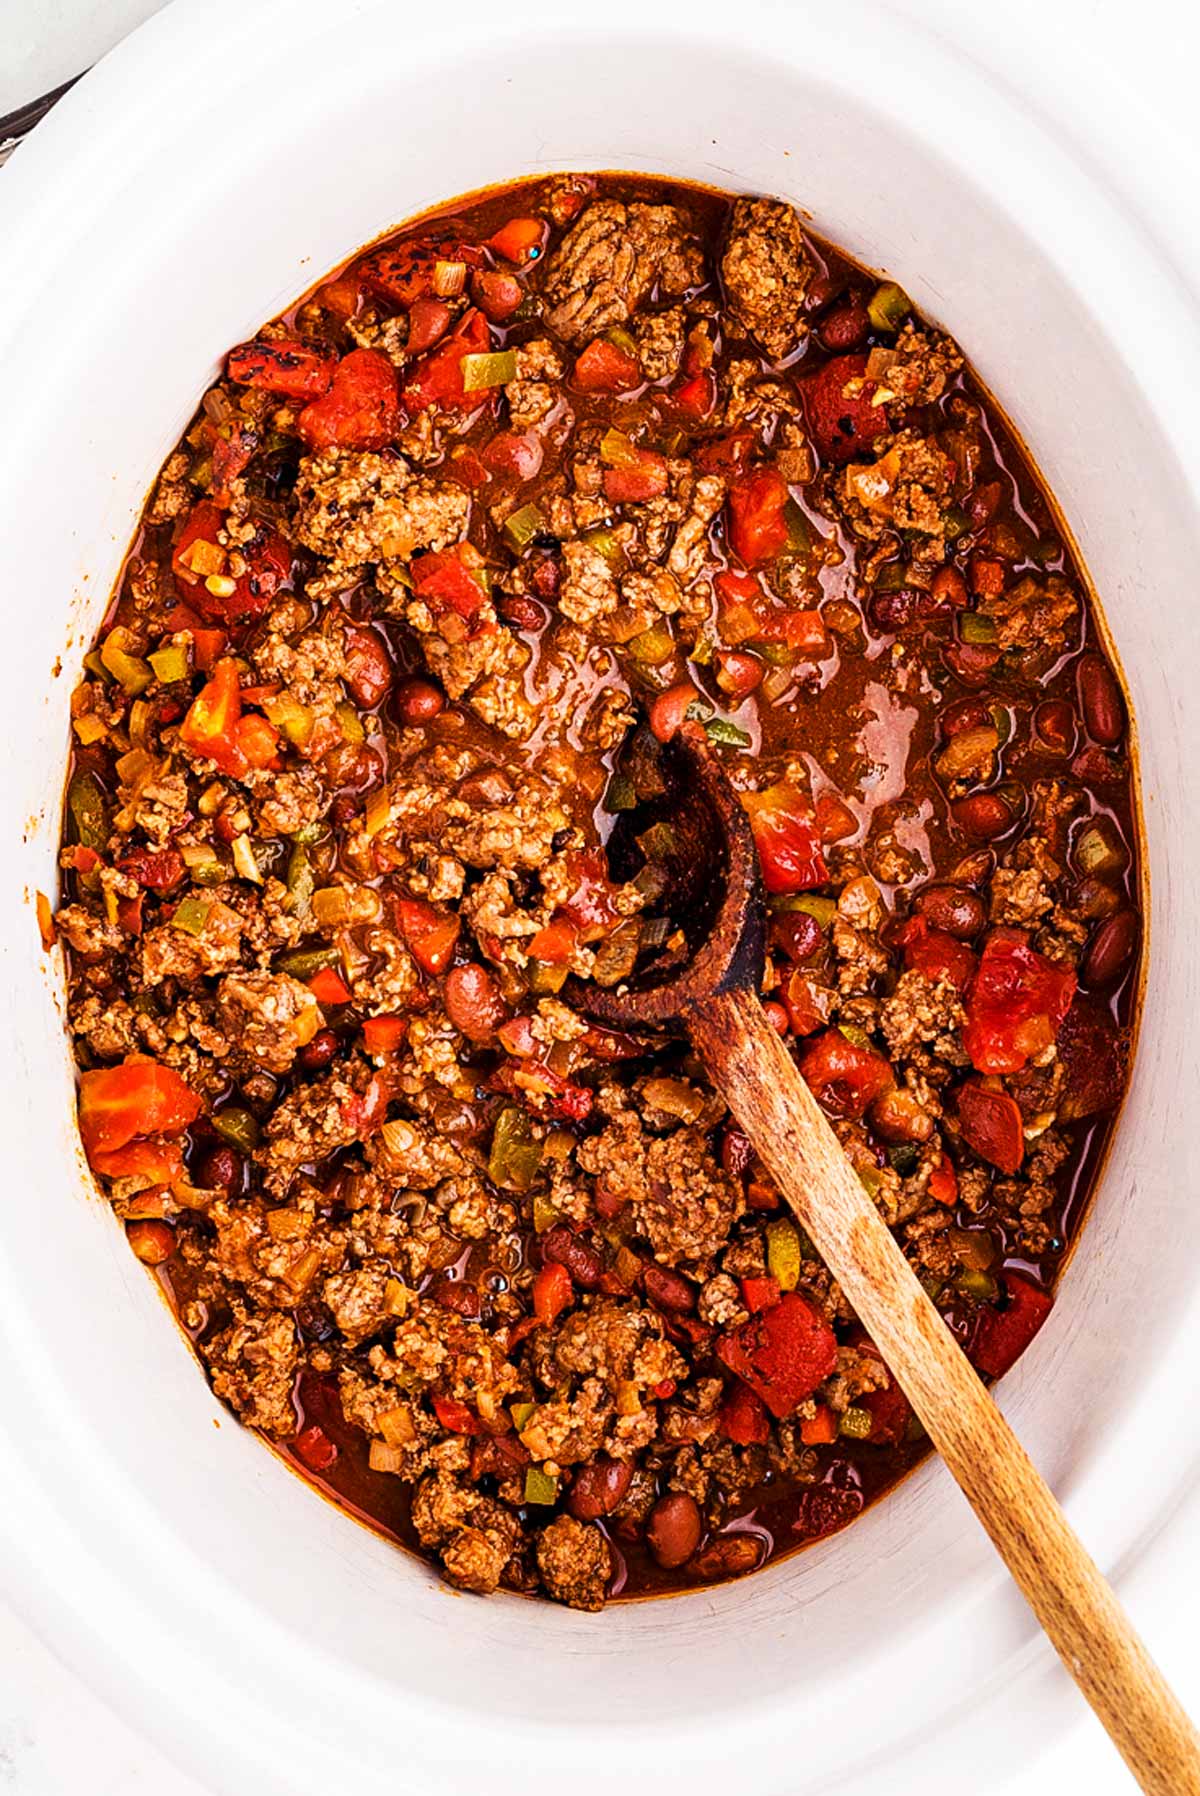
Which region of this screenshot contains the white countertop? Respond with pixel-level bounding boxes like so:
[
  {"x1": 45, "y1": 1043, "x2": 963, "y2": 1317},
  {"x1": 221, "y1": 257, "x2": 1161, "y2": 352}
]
[{"x1": 3, "y1": 0, "x2": 1197, "y2": 1789}]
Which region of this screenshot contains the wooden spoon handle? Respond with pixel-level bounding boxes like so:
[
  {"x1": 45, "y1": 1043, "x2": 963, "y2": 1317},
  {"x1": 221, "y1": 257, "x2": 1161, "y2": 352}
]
[{"x1": 690, "y1": 985, "x2": 1200, "y2": 1796}]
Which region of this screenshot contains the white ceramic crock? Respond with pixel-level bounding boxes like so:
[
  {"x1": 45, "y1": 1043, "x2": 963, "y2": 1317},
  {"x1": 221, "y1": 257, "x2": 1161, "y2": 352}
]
[{"x1": 2, "y1": 3, "x2": 1199, "y2": 1792}]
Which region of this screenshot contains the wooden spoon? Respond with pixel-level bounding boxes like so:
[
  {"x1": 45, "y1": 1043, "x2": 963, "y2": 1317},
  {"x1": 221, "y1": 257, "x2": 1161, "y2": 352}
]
[{"x1": 572, "y1": 724, "x2": 1200, "y2": 1795}]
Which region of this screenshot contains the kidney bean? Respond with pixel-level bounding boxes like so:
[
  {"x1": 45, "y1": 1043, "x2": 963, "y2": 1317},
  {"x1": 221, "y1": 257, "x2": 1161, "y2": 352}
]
[
  {"x1": 428, "y1": 1275, "x2": 481, "y2": 1318},
  {"x1": 1068, "y1": 876, "x2": 1122, "y2": 922},
  {"x1": 567, "y1": 1456, "x2": 633, "y2": 1521},
  {"x1": 689, "y1": 1533, "x2": 763, "y2": 1579},
  {"x1": 941, "y1": 696, "x2": 994, "y2": 739},
  {"x1": 763, "y1": 999, "x2": 790, "y2": 1036},
  {"x1": 499, "y1": 594, "x2": 547, "y2": 632},
  {"x1": 196, "y1": 1144, "x2": 241, "y2": 1190},
  {"x1": 952, "y1": 791, "x2": 1014, "y2": 840},
  {"x1": 868, "y1": 589, "x2": 916, "y2": 634},
  {"x1": 949, "y1": 848, "x2": 995, "y2": 887},
  {"x1": 1082, "y1": 910, "x2": 1140, "y2": 987},
  {"x1": 943, "y1": 640, "x2": 1001, "y2": 686},
  {"x1": 444, "y1": 963, "x2": 508, "y2": 1043},
  {"x1": 531, "y1": 555, "x2": 561, "y2": 599},
  {"x1": 968, "y1": 480, "x2": 1003, "y2": 530},
  {"x1": 1077, "y1": 653, "x2": 1126, "y2": 746},
  {"x1": 869, "y1": 1086, "x2": 934, "y2": 1144},
  {"x1": 721, "y1": 1126, "x2": 754, "y2": 1180},
  {"x1": 643, "y1": 1264, "x2": 697, "y2": 1314},
  {"x1": 299, "y1": 1028, "x2": 339, "y2": 1073},
  {"x1": 818, "y1": 298, "x2": 869, "y2": 352},
  {"x1": 912, "y1": 883, "x2": 986, "y2": 938},
  {"x1": 774, "y1": 909, "x2": 823, "y2": 963},
  {"x1": 541, "y1": 1223, "x2": 604, "y2": 1289},
  {"x1": 647, "y1": 1492, "x2": 703, "y2": 1569},
  {"x1": 1033, "y1": 699, "x2": 1076, "y2": 757},
  {"x1": 126, "y1": 1219, "x2": 176, "y2": 1265},
  {"x1": 394, "y1": 677, "x2": 445, "y2": 725}
]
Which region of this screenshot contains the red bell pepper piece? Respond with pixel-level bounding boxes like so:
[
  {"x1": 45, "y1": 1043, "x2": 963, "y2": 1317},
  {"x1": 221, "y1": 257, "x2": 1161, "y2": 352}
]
[
  {"x1": 898, "y1": 915, "x2": 977, "y2": 992},
  {"x1": 741, "y1": 781, "x2": 828, "y2": 894},
  {"x1": 362, "y1": 1015, "x2": 407, "y2": 1055},
  {"x1": 211, "y1": 420, "x2": 257, "y2": 506},
  {"x1": 226, "y1": 336, "x2": 336, "y2": 399},
  {"x1": 971, "y1": 1274, "x2": 1053, "y2": 1378},
  {"x1": 298, "y1": 348, "x2": 401, "y2": 451},
  {"x1": 432, "y1": 1393, "x2": 480, "y2": 1435},
  {"x1": 403, "y1": 308, "x2": 492, "y2": 414},
  {"x1": 927, "y1": 1153, "x2": 959, "y2": 1205},
  {"x1": 489, "y1": 216, "x2": 548, "y2": 264},
  {"x1": 396, "y1": 897, "x2": 460, "y2": 975},
  {"x1": 739, "y1": 1274, "x2": 781, "y2": 1314},
  {"x1": 719, "y1": 1379, "x2": 772, "y2": 1445},
  {"x1": 801, "y1": 353, "x2": 889, "y2": 466},
  {"x1": 799, "y1": 1029, "x2": 895, "y2": 1120},
  {"x1": 573, "y1": 338, "x2": 641, "y2": 393},
  {"x1": 727, "y1": 465, "x2": 790, "y2": 566},
  {"x1": 956, "y1": 1079, "x2": 1025, "y2": 1174},
  {"x1": 963, "y1": 929, "x2": 1076, "y2": 1074},
  {"x1": 717, "y1": 1292, "x2": 838, "y2": 1420},
  {"x1": 179, "y1": 657, "x2": 247, "y2": 778},
  {"x1": 532, "y1": 1261, "x2": 573, "y2": 1327},
  {"x1": 799, "y1": 1403, "x2": 838, "y2": 1445},
  {"x1": 78, "y1": 1060, "x2": 202, "y2": 1160},
  {"x1": 308, "y1": 966, "x2": 352, "y2": 1007}
]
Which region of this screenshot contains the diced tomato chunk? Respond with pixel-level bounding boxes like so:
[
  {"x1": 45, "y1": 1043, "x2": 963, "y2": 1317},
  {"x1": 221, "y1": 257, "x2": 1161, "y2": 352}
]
[
  {"x1": 211, "y1": 421, "x2": 257, "y2": 505},
  {"x1": 118, "y1": 848, "x2": 185, "y2": 892},
  {"x1": 234, "y1": 712, "x2": 281, "y2": 771},
  {"x1": 573, "y1": 339, "x2": 641, "y2": 393},
  {"x1": 403, "y1": 308, "x2": 492, "y2": 414},
  {"x1": 298, "y1": 348, "x2": 401, "y2": 451},
  {"x1": 396, "y1": 897, "x2": 460, "y2": 975},
  {"x1": 668, "y1": 370, "x2": 717, "y2": 419},
  {"x1": 813, "y1": 791, "x2": 858, "y2": 842},
  {"x1": 410, "y1": 544, "x2": 489, "y2": 623},
  {"x1": 359, "y1": 234, "x2": 482, "y2": 308},
  {"x1": 956, "y1": 1079, "x2": 1025, "y2": 1174},
  {"x1": 78, "y1": 1060, "x2": 202, "y2": 1160},
  {"x1": 557, "y1": 848, "x2": 623, "y2": 939},
  {"x1": 294, "y1": 1424, "x2": 339, "y2": 1473},
  {"x1": 782, "y1": 968, "x2": 830, "y2": 1037},
  {"x1": 801, "y1": 353, "x2": 889, "y2": 466},
  {"x1": 717, "y1": 1292, "x2": 838, "y2": 1420},
  {"x1": 963, "y1": 929, "x2": 1077, "y2": 1074},
  {"x1": 603, "y1": 448, "x2": 668, "y2": 504},
  {"x1": 799, "y1": 1029, "x2": 895, "y2": 1119},
  {"x1": 742, "y1": 782, "x2": 828, "y2": 894},
  {"x1": 727, "y1": 465, "x2": 790, "y2": 566},
  {"x1": 528, "y1": 916, "x2": 579, "y2": 963},
  {"x1": 226, "y1": 336, "x2": 336, "y2": 399},
  {"x1": 172, "y1": 501, "x2": 292, "y2": 625},
  {"x1": 898, "y1": 915, "x2": 977, "y2": 992},
  {"x1": 927, "y1": 1153, "x2": 959, "y2": 1205},
  {"x1": 971, "y1": 1274, "x2": 1054, "y2": 1378},
  {"x1": 719, "y1": 1379, "x2": 772, "y2": 1445},
  {"x1": 90, "y1": 1137, "x2": 185, "y2": 1183},
  {"x1": 179, "y1": 657, "x2": 247, "y2": 778},
  {"x1": 489, "y1": 216, "x2": 548, "y2": 264}
]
